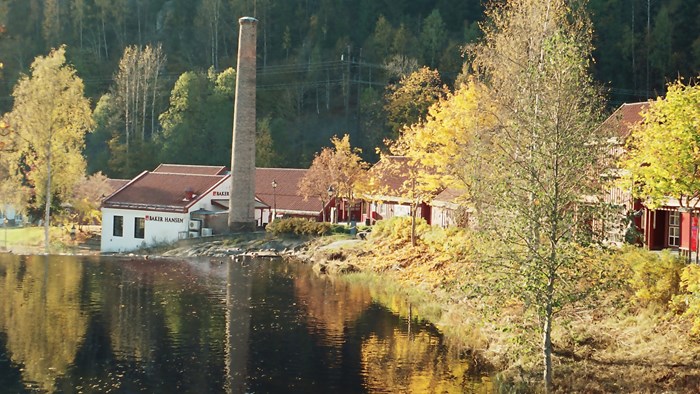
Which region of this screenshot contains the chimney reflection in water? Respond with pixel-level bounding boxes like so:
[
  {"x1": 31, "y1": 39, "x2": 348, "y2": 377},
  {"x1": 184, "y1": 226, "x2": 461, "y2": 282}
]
[{"x1": 225, "y1": 258, "x2": 252, "y2": 394}]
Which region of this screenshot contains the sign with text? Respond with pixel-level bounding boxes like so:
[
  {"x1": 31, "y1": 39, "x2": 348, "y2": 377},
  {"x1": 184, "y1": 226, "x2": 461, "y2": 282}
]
[{"x1": 145, "y1": 215, "x2": 185, "y2": 224}]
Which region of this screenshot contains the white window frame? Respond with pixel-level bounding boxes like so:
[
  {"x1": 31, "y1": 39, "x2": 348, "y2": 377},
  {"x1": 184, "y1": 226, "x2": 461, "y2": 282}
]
[
  {"x1": 113, "y1": 215, "x2": 124, "y2": 237},
  {"x1": 669, "y1": 211, "x2": 680, "y2": 247},
  {"x1": 134, "y1": 217, "x2": 145, "y2": 239}
]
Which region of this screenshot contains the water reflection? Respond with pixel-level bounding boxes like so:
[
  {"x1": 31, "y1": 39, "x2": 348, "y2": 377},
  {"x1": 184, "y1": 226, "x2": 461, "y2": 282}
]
[
  {"x1": 0, "y1": 255, "x2": 86, "y2": 393},
  {"x1": 226, "y1": 259, "x2": 252, "y2": 394},
  {"x1": 0, "y1": 254, "x2": 488, "y2": 393}
]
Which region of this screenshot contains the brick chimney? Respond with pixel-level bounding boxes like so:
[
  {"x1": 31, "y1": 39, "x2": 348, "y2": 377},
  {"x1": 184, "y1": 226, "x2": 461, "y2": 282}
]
[{"x1": 228, "y1": 16, "x2": 258, "y2": 232}]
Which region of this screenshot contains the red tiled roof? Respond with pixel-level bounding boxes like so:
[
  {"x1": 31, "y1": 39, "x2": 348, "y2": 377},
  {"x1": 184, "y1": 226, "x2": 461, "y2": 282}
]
[
  {"x1": 106, "y1": 179, "x2": 130, "y2": 194},
  {"x1": 255, "y1": 168, "x2": 324, "y2": 214},
  {"x1": 103, "y1": 165, "x2": 325, "y2": 215},
  {"x1": 601, "y1": 102, "x2": 650, "y2": 139},
  {"x1": 368, "y1": 156, "x2": 411, "y2": 193},
  {"x1": 433, "y1": 187, "x2": 465, "y2": 203},
  {"x1": 431, "y1": 187, "x2": 470, "y2": 210},
  {"x1": 365, "y1": 156, "x2": 443, "y2": 203},
  {"x1": 152, "y1": 164, "x2": 228, "y2": 175},
  {"x1": 103, "y1": 172, "x2": 227, "y2": 213}
]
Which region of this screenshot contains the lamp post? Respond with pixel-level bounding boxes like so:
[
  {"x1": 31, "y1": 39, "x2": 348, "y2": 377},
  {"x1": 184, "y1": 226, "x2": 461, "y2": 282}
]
[
  {"x1": 327, "y1": 185, "x2": 334, "y2": 224},
  {"x1": 271, "y1": 179, "x2": 277, "y2": 222}
]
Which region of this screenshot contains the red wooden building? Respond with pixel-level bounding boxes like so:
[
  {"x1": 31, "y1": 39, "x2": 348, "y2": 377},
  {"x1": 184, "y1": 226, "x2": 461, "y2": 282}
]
[
  {"x1": 361, "y1": 156, "x2": 434, "y2": 226},
  {"x1": 605, "y1": 102, "x2": 698, "y2": 254}
]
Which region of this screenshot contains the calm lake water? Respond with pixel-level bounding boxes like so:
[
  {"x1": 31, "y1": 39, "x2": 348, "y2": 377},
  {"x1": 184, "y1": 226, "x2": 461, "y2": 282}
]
[{"x1": 0, "y1": 254, "x2": 491, "y2": 393}]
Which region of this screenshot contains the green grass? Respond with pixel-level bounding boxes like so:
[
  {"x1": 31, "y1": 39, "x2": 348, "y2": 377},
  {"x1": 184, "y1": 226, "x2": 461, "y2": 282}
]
[{"x1": 0, "y1": 226, "x2": 69, "y2": 251}]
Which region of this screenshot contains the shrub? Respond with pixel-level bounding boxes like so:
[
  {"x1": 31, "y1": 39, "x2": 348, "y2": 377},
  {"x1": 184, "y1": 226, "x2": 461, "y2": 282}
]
[
  {"x1": 421, "y1": 225, "x2": 472, "y2": 261},
  {"x1": 266, "y1": 217, "x2": 331, "y2": 236},
  {"x1": 622, "y1": 247, "x2": 684, "y2": 308},
  {"x1": 370, "y1": 216, "x2": 430, "y2": 245},
  {"x1": 671, "y1": 264, "x2": 700, "y2": 337}
]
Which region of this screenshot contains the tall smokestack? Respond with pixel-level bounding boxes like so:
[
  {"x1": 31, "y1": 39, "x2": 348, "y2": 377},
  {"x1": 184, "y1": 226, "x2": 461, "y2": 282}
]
[{"x1": 228, "y1": 16, "x2": 258, "y2": 232}]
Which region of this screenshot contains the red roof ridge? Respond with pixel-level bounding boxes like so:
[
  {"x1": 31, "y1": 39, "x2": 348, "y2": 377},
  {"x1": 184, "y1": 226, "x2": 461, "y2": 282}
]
[
  {"x1": 256, "y1": 167, "x2": 307, "y2": 171},
  {"x1": 153, "y1": 163, "x2": 228, "y2": 175},
  {"x1": 102, "y1": 171, "x2": 230, "y2": 213},
  {"x1": 102, "y1": 170, "x2": 149, "y2": 202},
  {"x1": 149, "y1": 172, "x2": 226, "y2": 177}
]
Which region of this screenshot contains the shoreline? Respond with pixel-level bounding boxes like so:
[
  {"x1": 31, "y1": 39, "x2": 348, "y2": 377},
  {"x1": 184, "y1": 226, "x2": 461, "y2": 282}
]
[{"x1": 5, "y1": 232, "x2": 700, "y2": 392}]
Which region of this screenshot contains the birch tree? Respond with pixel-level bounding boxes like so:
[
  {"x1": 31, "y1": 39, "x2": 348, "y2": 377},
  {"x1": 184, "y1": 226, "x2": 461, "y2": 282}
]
[
  {"x1": 8, "y1": 46, "x2": 93, "y2": 252},
  {"x1": 468, "y1": 0, "x2": 607, "y2": 390},
  {"x1": 112, "y1": 43, "x2": 166, "y2": 175},
  {"x1": 195, "y1": 0, "x2": 223, "y2": 70}
]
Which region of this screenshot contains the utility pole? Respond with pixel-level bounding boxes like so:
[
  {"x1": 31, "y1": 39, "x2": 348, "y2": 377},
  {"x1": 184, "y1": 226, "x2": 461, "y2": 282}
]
[{"x1": 646, "y1": 0, "x2": 650, "y2": 98}]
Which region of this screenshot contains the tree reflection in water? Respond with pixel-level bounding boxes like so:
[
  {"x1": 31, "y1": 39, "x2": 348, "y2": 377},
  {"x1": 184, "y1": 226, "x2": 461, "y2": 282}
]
[
  {"x1": 0, "y1": 254, "x2": 490, "y2": 393},
  {"x1": 0, "y1": 255, "x2": 87, "y2": 393}
]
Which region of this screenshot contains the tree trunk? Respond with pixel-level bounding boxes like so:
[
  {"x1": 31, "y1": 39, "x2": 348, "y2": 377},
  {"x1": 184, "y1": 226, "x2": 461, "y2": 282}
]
[
  {"x1": 102, "y1": 16, "x2": 108, "y2": 59},
  {"x1": 543, "y1": 270, "x2": 555, "y2": 393},
  {"x1": 411, "y1": 178, "x2": 417, "y2": 246},
  {"x1": 44, "y1": 148, "x2": 52, "y2": 254},
  {"x1": 411, "y1": 202, "x2": 417, "y2": 247},
  {"x1": 688, "y1": 207, "x2": 693, "y2": 263},
  {"x1": 151, "y1": 56, "x2": 161, "y2": 136}
]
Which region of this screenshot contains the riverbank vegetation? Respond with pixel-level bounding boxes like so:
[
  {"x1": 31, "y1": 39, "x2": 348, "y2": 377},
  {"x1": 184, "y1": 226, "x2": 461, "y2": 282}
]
[
  {"x1": 315, "y1": 216, "x2": 700, "y2": 392},
  {"x1": 0, "y1": 225, "x2": 88, "y2": 254}
]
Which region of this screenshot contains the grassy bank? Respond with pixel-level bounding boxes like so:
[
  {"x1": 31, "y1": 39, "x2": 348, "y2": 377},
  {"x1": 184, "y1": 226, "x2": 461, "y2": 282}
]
[
  {"x1": 0, "y1": 225, "x2": 90, "y2": 254},
  {"x1": 307, "y1": 217, "x2": 700, "y2": 393}
]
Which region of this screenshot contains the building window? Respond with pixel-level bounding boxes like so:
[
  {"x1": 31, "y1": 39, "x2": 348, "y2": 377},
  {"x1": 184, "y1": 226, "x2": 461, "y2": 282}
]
[
  {"x1": 113, "y1": 216, "x2": 124, "y2": 237},
  {"x1": 134, "y1": 217, "x2": 145, "y2": 239},
  {"x1": 669, "y1": 211, "x2": 680, "y2": 247}
]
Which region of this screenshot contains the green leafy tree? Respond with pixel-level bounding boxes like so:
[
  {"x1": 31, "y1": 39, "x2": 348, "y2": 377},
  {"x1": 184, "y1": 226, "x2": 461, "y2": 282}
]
[
  {"x1": 0, "y1": 118, "x2": 29, "y2": 223},
  {"x1": 390, "y1": 23, "x2": 419, "y2": 60},
  {"x1": 366, "y1": 15, "x2": 394, "y2": 62},
  {"x1": 256, "y1": 116, "x2": 276, "y2": 167},
  {"x1": 158, "y1": 67, "x2": 236, "y2": 166},
  {"x1": 468, "y1": 0, "x2": 607, "y2": 390},
  {"x1": 358, "y1": 86, "x2": 388, "y2": 158},
  {"x1": 87, "y1": 93, "x2": 119, "y2": 175},
  {"x1": 383, "y1": 66, "x2": 449, "y2": 137},
  {"x1": 420, "y1": 9, "x2": 446, "y2": 67},
  {"x1": 8, "y1": 46, "x2": 93, "y2": 252},
  {"x1": 650, "y1": 6, "x2": 673, "y2": 84},
  {"x1": 621, "y1": 79, "x2": 700, "y2": 254},
  {"x1": 621, "y1": 79, "x2": 700, "y2": 210}
]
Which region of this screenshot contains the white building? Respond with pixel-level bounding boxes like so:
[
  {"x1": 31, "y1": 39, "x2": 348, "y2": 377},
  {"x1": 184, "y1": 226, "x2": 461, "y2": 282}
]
[
  {"x1": 100, "y1": 165, "x2": 327, "y2": 253},
  {"x1": 101, "y1": 165, "x2": 233, "y2": 253}
]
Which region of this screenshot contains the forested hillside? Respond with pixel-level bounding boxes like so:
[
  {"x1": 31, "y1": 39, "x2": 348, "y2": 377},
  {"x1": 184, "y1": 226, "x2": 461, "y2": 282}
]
[{"x1": 1, "y1": 0, "x2": 698, "y2": 177}]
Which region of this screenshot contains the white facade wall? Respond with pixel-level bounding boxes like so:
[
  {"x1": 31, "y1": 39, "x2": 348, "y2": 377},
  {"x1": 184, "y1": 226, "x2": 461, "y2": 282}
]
[
  {"x1": 431, "y1": 205, "x2": 461, "y2": 229},
  {"x1": 101, "y1": 208, "x2": 188, "y2": 253},
  {"x1": 101, "y1": 177, "x2": 232, "y2": 253},
  {"x1": 202, "y1": 178, "x2": 232, "y2": 211}
]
